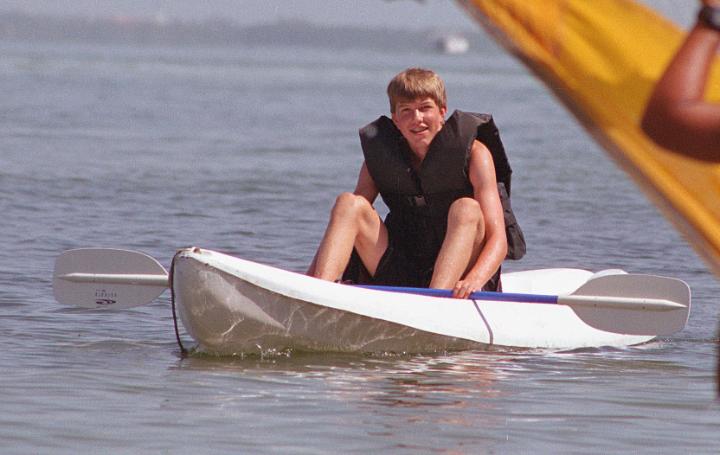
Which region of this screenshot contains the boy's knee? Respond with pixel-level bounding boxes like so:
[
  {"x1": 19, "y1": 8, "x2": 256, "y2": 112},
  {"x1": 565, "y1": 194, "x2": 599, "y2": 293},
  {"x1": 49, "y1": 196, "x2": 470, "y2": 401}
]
[
  {"x1": 448, "y1": 198, "x2": 483, "y2": 225},
  {"x1": 332, "y1": 192, "x2": 371, "y2": 217}
]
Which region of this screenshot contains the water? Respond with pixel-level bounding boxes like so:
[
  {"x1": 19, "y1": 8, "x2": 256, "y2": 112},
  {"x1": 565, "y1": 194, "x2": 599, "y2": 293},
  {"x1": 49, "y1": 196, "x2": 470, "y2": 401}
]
[{"x1": 2, "y1": 23, "x2": 719, "y2": 454}]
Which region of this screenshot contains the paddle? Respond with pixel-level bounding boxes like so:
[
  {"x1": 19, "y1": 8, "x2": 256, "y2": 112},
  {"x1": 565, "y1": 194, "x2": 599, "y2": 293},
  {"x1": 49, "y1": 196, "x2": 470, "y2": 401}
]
[
  {"x1": 53, "y1": 248, "x2": 691, "y2": 336},
  {"x1": 53, "y1": 248, "x2": 169, "y2": 309},
  {"x1": 360, "y1": 275, "x2": 691, "y2": 336}
]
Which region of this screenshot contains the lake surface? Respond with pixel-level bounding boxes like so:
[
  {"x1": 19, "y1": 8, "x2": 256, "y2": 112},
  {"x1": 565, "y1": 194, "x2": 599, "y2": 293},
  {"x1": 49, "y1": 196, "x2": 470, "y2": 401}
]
[{"x1": 1, "y1": 15, "x2": 719, "y2": 454}]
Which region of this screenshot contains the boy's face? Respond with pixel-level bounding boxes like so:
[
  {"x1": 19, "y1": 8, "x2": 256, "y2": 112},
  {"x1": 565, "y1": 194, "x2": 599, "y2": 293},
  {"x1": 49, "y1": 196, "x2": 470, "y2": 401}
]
[{"x1": 392, "y1": 97, "x2": 447, "y2": 154}]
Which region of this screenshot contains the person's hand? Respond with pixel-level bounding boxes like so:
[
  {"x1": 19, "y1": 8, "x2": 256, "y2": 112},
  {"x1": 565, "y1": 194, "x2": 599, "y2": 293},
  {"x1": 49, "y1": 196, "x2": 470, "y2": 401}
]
[{"x1": 452, "y1": 274, "x2": 484, "y2": 299}]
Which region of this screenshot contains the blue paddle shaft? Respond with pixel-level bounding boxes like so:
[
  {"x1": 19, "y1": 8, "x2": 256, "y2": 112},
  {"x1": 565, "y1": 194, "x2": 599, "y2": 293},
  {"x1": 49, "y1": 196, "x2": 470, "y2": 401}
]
[{"x1": 357, "y1": 285, "x2": 559, "y2": 304}]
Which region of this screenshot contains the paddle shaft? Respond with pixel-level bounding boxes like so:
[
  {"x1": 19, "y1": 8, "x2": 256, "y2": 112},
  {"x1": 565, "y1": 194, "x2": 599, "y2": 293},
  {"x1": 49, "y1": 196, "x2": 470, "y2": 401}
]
[
  {"x1": 58, "y1": 273, "x2": 683, "y2": 311},
  {"x1": 55, "y1": 271, "x2": 683, "y2": 312},
  {"x1": 57, "y1": 272, "x2": 169, "y2": 286},
  {"x1": 52, "y1": 248, "x2": 690, "y2": 336}
]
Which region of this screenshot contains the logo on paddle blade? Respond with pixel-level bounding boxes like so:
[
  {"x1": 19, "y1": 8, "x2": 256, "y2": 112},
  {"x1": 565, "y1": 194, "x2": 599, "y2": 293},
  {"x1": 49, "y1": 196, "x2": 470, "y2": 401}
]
[{"x1": 95, "y1": 289, "x2": 117, "y2": 306}]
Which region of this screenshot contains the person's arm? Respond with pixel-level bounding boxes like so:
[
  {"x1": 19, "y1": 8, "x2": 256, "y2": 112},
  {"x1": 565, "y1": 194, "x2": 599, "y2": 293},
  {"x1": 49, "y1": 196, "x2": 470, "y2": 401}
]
[
  {"x1": 353, "y1": 161, "x2": 380, "y2": 203},
  {"x1": 641, "y1": 1, "x2": 720, "y2": 159},
  {"x1": 454, "y1": 140, "x2": 507, "y2": 295}
]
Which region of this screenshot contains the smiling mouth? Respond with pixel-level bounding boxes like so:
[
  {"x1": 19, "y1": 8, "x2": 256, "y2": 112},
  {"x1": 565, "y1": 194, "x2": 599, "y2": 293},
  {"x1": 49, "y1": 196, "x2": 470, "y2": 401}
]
[{"x1": 410, "y1": 126, "x2": 429, "y2": 135}]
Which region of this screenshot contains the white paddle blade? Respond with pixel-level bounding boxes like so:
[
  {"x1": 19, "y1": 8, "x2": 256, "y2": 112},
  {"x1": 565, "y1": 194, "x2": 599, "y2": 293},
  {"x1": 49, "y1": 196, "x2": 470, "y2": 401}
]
[
  {"x1": 568, "y1": 273, "x2": 691, "y2": 336},
  {"x1": 53, "y1": 249, "x2": 169, "y2": 309}
]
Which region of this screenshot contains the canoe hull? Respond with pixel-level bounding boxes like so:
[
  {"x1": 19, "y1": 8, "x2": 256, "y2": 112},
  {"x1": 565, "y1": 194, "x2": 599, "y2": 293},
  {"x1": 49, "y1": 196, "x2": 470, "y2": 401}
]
[{"x1": 173, "y1": 248, "x2": 654, "y2": 355}]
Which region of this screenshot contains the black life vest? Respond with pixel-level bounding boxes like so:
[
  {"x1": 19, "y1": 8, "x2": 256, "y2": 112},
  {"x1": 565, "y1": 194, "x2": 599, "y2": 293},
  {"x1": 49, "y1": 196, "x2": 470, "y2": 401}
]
[{"x1": 359, "y1": 110, "x2": 525, "y2": 261}]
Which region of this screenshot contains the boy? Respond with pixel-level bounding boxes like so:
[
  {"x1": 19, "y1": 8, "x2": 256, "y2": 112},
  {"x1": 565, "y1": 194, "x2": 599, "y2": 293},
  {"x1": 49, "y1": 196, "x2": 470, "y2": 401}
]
[{"x1": 308, "y1": 68, "x2": 514, "y2": 298}]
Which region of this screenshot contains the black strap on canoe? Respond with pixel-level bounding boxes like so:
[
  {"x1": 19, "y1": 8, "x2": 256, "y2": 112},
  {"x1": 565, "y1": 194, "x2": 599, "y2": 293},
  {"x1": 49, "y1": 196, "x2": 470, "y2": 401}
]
[{"x1": 169, "y1": 250, "x2": 188, "y2": 356}]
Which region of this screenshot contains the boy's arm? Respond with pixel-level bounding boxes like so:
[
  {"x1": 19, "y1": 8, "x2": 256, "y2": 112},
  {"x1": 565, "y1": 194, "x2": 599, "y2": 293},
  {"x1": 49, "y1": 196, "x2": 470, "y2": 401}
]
[
  {"x1": 353, "y1": 161, "x2": 380, "y2": 203},
  {"x1": 457, "y1": 140, "x2": 507, "y2": 293}
]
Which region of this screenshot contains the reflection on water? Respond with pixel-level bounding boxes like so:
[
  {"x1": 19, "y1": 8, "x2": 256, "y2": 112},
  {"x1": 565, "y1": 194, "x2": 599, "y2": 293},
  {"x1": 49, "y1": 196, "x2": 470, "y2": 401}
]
[
  {"x1": 160, "y1": 344, "x2": 719, "y2": 452},
  {"x1": 172, "y1": 350, "x2": 512, "y2": 440}
]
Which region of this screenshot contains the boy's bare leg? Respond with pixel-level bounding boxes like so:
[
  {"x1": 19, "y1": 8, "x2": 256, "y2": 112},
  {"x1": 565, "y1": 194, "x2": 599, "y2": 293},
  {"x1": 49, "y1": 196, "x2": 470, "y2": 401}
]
[
  {"x1": 310, "y1": 192, "x2": 389, "y2": 281},
  {"x1": 429, "y1": 198, "x2": 485, "y2": 289}
]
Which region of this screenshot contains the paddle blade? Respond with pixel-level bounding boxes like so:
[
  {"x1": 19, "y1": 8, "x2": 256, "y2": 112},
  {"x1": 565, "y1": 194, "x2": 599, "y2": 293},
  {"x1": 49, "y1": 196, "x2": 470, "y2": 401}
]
[
  {"x1": 53, "y1": 248, "x2": 168, "y2": 309},
  {"x1": 568, "y1": 274, "x2": 691, "y2": 336}
]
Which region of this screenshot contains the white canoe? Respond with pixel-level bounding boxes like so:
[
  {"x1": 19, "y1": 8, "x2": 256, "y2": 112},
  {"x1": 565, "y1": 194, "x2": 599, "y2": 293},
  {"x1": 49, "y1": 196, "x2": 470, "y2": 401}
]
[{"x1": 171, "y1": 248, "x2": 690, "y2": 355}]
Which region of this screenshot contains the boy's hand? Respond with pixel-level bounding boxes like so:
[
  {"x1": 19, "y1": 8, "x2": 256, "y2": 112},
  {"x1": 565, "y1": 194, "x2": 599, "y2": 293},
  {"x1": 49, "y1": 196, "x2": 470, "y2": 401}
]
[{"x1": 452, "y1": 275, "x2": 484, "y2": 299}]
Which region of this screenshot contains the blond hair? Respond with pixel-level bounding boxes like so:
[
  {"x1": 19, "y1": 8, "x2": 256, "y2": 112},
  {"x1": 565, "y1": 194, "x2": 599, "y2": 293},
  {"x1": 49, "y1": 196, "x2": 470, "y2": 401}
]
[{"x1": 386, "y1": 68, "x2": 447, "y2": 113}]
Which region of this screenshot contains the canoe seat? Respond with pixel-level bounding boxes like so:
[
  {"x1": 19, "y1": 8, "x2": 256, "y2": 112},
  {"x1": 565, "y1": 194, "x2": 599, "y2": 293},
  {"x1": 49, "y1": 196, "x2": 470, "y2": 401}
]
[
  {"x1": 502, "y1": 268, "x2": 628, "y2": 295},
  {"x1": 501, "y1": 268, "x2": 593, "y2": 295},
  {"x1": 589, "y1": 268, "x2": 627, "y2": 279}
]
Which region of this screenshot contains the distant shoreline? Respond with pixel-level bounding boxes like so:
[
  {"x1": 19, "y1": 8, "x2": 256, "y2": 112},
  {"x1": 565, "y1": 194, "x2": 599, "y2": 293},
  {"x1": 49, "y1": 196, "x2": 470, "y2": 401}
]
[{"x1": 0, "y1": 11, "x2": 487, "y2": 52}]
